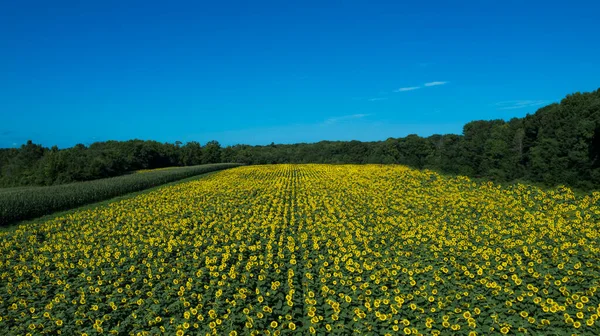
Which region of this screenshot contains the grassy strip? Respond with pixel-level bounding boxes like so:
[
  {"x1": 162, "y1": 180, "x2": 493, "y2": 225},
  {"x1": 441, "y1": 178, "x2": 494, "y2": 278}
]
[
  {"x1": 0, "y1": 163, "x2": 242, "y2": 226},
  {"x1": 0, "y1": 170, "x2": 225, "y2": 233}
]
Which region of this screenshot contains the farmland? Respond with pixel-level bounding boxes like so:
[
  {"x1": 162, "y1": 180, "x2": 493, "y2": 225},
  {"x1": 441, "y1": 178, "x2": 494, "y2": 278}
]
[
  {"x1": 1, "y1": 164, "x2": 599, "y2": 335},
  {"x1": 0, "y1": 163, "x2": 241, "y2": 226}
]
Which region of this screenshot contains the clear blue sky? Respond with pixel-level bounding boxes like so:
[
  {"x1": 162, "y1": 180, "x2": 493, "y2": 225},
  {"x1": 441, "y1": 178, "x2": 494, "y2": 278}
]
[{"x1": 1, "y1": 0, "x2": 599, "y2": 148}]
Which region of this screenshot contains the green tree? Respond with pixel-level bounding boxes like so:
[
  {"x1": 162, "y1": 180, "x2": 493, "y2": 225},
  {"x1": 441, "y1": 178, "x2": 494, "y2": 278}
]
[{"x1": 202, "y1": 140, "x2": 222, "y2": 164}]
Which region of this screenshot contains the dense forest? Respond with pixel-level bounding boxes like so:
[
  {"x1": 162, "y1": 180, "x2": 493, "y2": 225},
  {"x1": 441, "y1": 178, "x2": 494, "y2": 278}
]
[{"x1": 2, "y1": 89, "x2": 599, "y2": 190}]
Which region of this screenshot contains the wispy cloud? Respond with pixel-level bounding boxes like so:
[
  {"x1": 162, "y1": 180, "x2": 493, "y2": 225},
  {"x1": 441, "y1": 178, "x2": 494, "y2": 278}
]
[
  {"x1": 495, "y1": 100, "x2": 548, "y2": 110},
  {"x1": 394, "y1": 86, "x2": 421, "y2": 92},
  {"x1": 424, "y1": 81, "x2": 448, "y2": 87},
  {"x1": 393, "y1": 81, "x2": 449, "y2": 93},
  {"x1": 368, "y1": 97, "x2": 388, "y2": 101},
  {"x1": 323, "y1": 113, "x2": 372, "y2": 125}
]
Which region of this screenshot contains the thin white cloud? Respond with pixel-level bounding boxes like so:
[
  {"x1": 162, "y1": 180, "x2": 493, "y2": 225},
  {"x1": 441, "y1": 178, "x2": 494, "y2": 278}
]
[
  {"x1": 368, "y1": 97, "x2": 388, "y2": 101},
  {"x1": 394, "y1": 86, "x2": 421, "y2": 92},
  {"x1": 323, "y1": 113, "x2": 372, "y2": 125},
  {"x1": 424, "y1": 81, "x2": 448, "y2": 87},
  {"x1": 387, "y1": 81, "x2": 448, "y2": 96},
  {"x1": 495, "y1": 100, "x2": 548, "y2": 110}
]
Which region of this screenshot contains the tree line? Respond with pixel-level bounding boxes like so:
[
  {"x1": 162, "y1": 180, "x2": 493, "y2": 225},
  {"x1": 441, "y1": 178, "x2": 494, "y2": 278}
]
[{"x1": 2, "y1": 88, "x2": 599, "y2": 190}]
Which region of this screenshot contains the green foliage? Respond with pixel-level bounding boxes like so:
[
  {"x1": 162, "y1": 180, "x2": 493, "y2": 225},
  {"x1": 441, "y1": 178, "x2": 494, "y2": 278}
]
[
  {"x1": 0, "y1": 163, "x2": 241, "y2": 226},
  {"x1": 202, "y1": 140, "x2": 222, "y2": 164}
]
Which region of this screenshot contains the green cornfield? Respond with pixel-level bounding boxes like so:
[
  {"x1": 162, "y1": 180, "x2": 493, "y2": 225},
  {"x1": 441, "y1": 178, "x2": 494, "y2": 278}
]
[{"x1": 0, "y1": 163, "x2": 241, "y2": 226}]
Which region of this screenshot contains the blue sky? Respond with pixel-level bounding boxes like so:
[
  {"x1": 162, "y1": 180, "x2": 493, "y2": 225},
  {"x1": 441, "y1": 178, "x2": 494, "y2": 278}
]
[{"x1": 1, "y1": 0, "x2": 599, "y2": 148}]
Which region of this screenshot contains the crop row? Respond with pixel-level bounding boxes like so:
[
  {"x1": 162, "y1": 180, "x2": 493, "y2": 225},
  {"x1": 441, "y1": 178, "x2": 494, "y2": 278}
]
[{"x1": 0, "y1": 163, "x2": 242, "y2": 226}]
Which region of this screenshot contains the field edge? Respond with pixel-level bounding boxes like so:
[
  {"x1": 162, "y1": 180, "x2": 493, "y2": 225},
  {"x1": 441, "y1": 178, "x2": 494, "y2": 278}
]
[{"x1": 0, "y1": 169, "x2": 225, "y2": 232}]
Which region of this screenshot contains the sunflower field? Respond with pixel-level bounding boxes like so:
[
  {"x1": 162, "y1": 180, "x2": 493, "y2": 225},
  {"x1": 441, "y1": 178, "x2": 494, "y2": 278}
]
[{"x1": 1, "y1": 164, "x2": 599, "y2": 335}]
